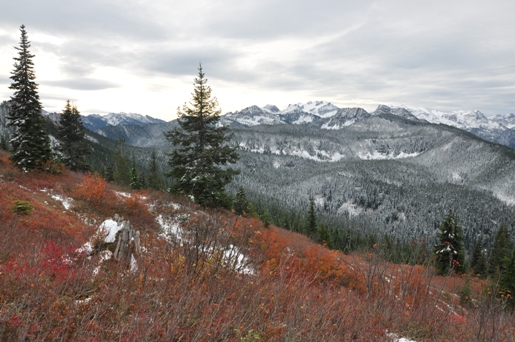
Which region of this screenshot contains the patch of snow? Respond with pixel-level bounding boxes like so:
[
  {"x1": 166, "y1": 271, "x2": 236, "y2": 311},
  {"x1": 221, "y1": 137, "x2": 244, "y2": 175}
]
[
  {"x1": 75, "y1": 297, "x2": 92, "y2": 305},
  {"x1": 338, "y1": 201, "x2": 363, "y2": 217},
  {"x1": 51, "y1": 194, "x2": 73, "y2": 210},
  {"x1": 99, "y1": 219, "x2": 124, "y2": 243},
  {"x1": 77, "y1": 242, "x2": 93, "y2": 255},
  {"x1": 115, "y1": 191, "x2": 131, "y2": 198},
  {"x1": 494, "y1": 192, "x2": 515, "y2": 206},
  {"x1": 85, "y1": 135, "x2": 99, "y2": 144},
  {"x1": 156, "y1": 214, "x2": 183, "y2": 242},
  {"x1": 452, "y1": 172, "x2": 462, "y2": 182},
  {"x1": 358, "y1": 150, "x2": 420, "y2": 160},
  {"x1": 273, "y1": 160, "x2": 280, "y2": 169},
  {"x1": 130, "y1": 254, "x2": 138, "y2": 272},
  {"x1": 386, "y1": 331, "x2": 417, "y2": 342},
  {"x1": 222, "y1": 244, "x2": 255, "y2": 275}
]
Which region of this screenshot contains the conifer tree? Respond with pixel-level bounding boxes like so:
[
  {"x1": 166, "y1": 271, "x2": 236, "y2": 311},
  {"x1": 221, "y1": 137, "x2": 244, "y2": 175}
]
[
  {"x1": 129, "y1": 155, "x2": 141, "y2": 190},
  {"x1": 489, "y1": 223, "x2": 511, "y2": 277},
  {"x1": 475, "y1": 252, "x2": 488, "y2": 278},
  {"x1": 148, "y1": 149, "x2": 162, "y2": 190},
  {"x1": 471, "y1": 240, "x2": 483, "y2": 271},
  {"x1": 432, "y1": 210, "x2": 466, "y2": 275},
  {"x1": 164, "y1": 64, "x2": 239, "y2": 207},
  {"x1": 306, "y1": 197, "x2": 318, "y2": 238},
  {"x1": 318, "y1": 223, "x2": 335, "y2": 249},
  {"x1": 57, "y1": 100, "x2": 90, "y2": 171},
  {"x1": 105, "y1": 165, "x2": 114, "y2": 182},
  {"x1": 8, "y1": 25, "x2": 52, "y2": 170},
  {"x1": 139, "y1": 171, "x2": 147, "y2": 189},
  {"x1": 260, "y1": 210, "x2": 272, "y2": 228},
  {"x1": 500, "y1": 247, "x2": 515, "y2": 308},
  {"x1": 234, "y1": 186, "x2": 250, "y2": 216},
  {"x1": 113, "y1": 139, "x2": 131, "y2": 186}
]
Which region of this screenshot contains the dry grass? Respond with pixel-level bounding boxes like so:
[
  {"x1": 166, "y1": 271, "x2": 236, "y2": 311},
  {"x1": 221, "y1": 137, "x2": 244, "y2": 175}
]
[{"x1": 1, "y1": 150, "x2": 514, "y2": 341}]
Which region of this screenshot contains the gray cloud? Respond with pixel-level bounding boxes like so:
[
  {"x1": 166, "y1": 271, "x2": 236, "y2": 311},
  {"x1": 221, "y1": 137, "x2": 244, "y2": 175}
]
[
  {"x1": 0, "y1": 0, "x2": 166, "y2": 41},
  {"x1": 1, "y1": 0, "x2": 515, "y2": 115},
  {"x1": 43, "y1": 78, "x2": 119, "y2": 91}
]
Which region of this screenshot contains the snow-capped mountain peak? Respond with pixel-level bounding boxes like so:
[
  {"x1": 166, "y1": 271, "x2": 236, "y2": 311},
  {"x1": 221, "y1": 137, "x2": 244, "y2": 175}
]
[
  {"x1": 282, "y1": 101, "x2": 339, "y2": 118},
  {"x1": 81, "y1": 112, "x2": 166, "y2": 131},
  {"x1": 262, "y1": 104, "x2": 280, "y2": 113}
]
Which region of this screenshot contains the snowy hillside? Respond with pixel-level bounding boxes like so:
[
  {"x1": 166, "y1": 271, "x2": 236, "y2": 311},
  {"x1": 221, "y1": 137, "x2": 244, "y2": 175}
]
[
  {"x1": 376, "y1": 104, "x2": 515, "y2": 149},
  {"x1": 81, "y1": 112, "x2": 166, "y2": 131}
]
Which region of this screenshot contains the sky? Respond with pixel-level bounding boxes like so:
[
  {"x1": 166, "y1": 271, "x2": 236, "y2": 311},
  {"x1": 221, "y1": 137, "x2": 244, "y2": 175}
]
[{"x1": 0, "y1": 0, "x2": 515, "y2": 121}]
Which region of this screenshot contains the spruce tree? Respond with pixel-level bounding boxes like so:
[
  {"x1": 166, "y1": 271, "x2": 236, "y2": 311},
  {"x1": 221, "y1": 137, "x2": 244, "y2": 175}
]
[
  {"x1": 500, "y1": 247, "x2": 515, "y2": 308},
  {"x1": 260, "y1": 210, "x2": 272, "y2": 228},
  {"x1": 164, "y1": 64, "x2": 239, "y2": 207},
  {"x1": 234, "y1": 186, "x2": 250, "y2": 216},
  {"x1": 105, "y1": 165, "x2": 114, "y2": 182},
  {"x1": 57, "y1": 100, "x2": 89, "y2": 171},
  {"x1": 432, "y1": 210, "x2": 466, "y2": 275},
  {"x1": 148, "y1": 149, "x2": 162, "y2": 190},
  {"x1": 306, "y1": 197, "x2": 318, "y2": 238},
  {"x1": 475, "y1": 252, "x2": 488, "y2": 278},
  {"x1": 8, "y1": 25, "x2": 52, "y2": 170},
  {"x1": 471, "y1": 240, "x2": 483, "y2": 271},
  {"x1": 489, "y1": 223, "x2": 511, "y2": 277},
  {"x1": 113, "y1": 139, "x2": 131, "y2": 186},
  {"x1": 129, "y1": 155, "x2": 141, "y2": 190},
  {"x1": 318, "y1": 223, "x2": 335, "y2": 249}
]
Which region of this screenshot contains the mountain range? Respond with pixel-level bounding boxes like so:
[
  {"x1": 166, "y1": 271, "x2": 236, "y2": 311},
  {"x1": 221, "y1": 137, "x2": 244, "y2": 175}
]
[
  {"x1": 2, "y1": 100, "x2": 515, "y2": 250},
  {"x1": 86, "y1": 101, "x2": 515, "y2": 155}
]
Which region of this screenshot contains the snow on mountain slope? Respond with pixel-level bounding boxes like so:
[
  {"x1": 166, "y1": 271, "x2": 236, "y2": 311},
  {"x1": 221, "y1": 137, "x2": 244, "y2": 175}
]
[
  {"x1": 282, "y1": 101, "x2": 339, "y2": 118},
  {"x1": 82, "y1": 112, "x2": 166, "y2": 131},
  {"x1": 388, "y1": 105, "x2": 498, "y2": 130},
  {"x1": 221, "y1": 101, "x2": 353, "y2": 128}
]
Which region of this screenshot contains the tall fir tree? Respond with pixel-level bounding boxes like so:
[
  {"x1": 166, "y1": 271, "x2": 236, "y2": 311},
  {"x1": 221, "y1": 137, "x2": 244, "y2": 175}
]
[
  {"x1": 306, "y1": 196, "x2": 318, "y2": 238},
  {"x1": 500, "y1": 247, "x2": 515, "y2": 308},
  {"x1": 113, "y1": 139, "x2": 131, "y2": 186},
  {"x1": 148, "y1": 149, "x2": 162, "y2": 190},
  {"x1": 129, "y1": 155, "x2": 141, "y2": 190},
  {"x1": 489, "y1": 223, "x2": 511, "y2": 277},
  {"x1": 164, "y1": 64, "x2": 239, "y2": 207},
  {"x1": 432, "y1": 210, "x2": 466, "y2": 275},
  {"x1": 8, "y1": 25, "x2": 52, "y2": 170},
  {"x1": 318, "y1": 223, "x2": 335, "y2": 249},
  {"x1": 234, "y1": 186, "x2": 250, "y2": 216},
  {"x1": 470, "y1": 240, "x2": 483, "y2": 271},
  {"x1": 57, "y1": 100, "x2": 89, "y2": 171}
]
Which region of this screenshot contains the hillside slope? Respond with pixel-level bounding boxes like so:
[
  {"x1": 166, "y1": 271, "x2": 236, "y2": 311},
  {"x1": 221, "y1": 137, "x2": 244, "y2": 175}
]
[{"x1": 2, "y1": 151, "x2": 513, "y2": 341}]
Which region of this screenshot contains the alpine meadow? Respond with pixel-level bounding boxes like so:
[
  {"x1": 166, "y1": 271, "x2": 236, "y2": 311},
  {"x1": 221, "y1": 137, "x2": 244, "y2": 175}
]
[{"x1": 2, "y1": 13, "x2": 515, "y2": 341}]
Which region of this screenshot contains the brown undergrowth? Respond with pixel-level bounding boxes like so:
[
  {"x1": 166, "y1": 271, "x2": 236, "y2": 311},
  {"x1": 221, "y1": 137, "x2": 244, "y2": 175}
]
[{"x1": 1, "y1": 150, "x2": 514, "y2": 341}]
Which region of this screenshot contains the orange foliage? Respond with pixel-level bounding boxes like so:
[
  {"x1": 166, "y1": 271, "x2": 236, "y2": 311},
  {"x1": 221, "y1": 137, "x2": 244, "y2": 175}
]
[
  {"x1": 73, "y1": 173, "x2": 107, "y2": 206},
  {"x1": 2, "y1": 150, "x2": 515, "y2": 341},
  {"x1": 251, "y1": 226, "x2": 365, "y2": 290}
]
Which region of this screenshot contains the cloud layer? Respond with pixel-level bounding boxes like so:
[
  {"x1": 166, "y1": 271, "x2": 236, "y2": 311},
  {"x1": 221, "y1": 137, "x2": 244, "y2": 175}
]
[{"x1": 1, "y1": 0, "x2": 514, "y2": 119}]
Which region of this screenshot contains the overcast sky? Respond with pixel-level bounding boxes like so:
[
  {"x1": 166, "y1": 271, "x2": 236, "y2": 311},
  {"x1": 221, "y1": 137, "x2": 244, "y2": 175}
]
[{"x1": 1, "y1": 0, "x2": 514, "y2": 120}]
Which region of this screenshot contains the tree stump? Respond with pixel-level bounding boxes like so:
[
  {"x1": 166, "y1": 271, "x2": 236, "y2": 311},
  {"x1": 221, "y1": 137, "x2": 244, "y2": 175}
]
[{"x1": 113, "y1": 220, "x2": 141, "y2": 267}]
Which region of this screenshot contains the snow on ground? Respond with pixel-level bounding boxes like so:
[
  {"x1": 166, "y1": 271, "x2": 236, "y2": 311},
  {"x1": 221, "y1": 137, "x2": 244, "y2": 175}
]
[
  {"x1": 337, "y1": 200, "x2": 363, "y2": 217},
  {"x1": 222, "y1": 244, "x2": 256, "y2": 275},
  {"x1": 85, "y1": 135, "x2": 99, "y2": 144},
  {"x1": 99, "y1": 219, "x2": 124, "y2": 243},
  {"x1": 155, "y1": 213, "x2": 255, "y2": 274},
  {"x1": 115, "y1": 191, "x2": 131, "y2": 198},
  {"x1": 40, "y1": 188, "x2": 74, "y2": 210},
  {"x1": 386, "y1": 332, "x2": 416, "y2": 342},
  {"x1": 358, "y1": 150, "x2": 420, "y2": 160},
  {"x1": 156, "y1": 214, "x2": 184, "y2": 243},
  {"x1": 50, "y1": 194, "x2": 73, "y2": 210}
]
